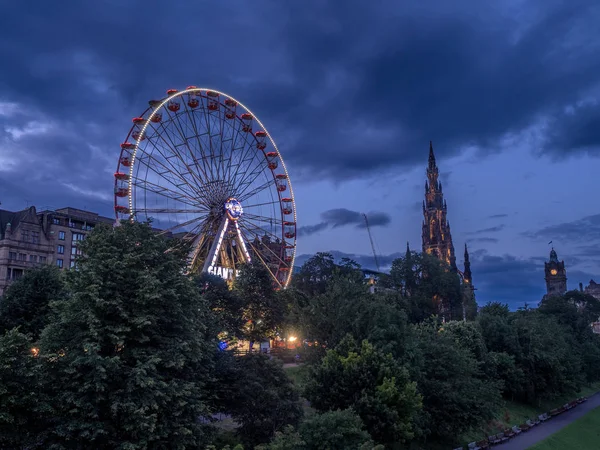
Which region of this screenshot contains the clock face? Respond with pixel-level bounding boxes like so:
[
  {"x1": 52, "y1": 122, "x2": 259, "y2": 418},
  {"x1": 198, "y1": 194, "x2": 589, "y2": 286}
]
[{"x1": 550, "y1": 269, "x2": 558, "y2": 276}]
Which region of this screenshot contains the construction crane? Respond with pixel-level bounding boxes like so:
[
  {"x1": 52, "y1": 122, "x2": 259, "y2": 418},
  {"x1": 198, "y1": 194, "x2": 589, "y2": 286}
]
[{"x1": 363, "y1": 213, "x2": 381, "y2": 272}]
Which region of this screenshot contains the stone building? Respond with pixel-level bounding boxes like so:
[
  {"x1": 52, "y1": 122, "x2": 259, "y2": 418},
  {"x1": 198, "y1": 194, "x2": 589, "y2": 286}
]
[
  {"x1": 37, "y1": 207, "x2": 114, "y2": 270},
  {"x1": 541, "y1": 247, "x2": 567, "y2": 302},
  {"x1": 422, "y1": 141, "x2": 457, "y2": 270},
  {"x1": 583, "y1": 280, "x2": 600, "y2": 301},
  {"x1": 421, "y1": 142, "x2": 475, "y2": 319},
  {"x1": 0, "y1": 206, "x2": 54, "y2": 295},
  {"x1": 0, "y1": 206, "x2": 113, "y2": 296}
]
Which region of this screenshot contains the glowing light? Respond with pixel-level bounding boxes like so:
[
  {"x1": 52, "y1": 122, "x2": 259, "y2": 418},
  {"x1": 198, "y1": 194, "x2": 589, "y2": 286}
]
[
  {"x1": 31, "y1": 347, "x2": 39, "y2": 357},
  {"x1": 288, "y1": 336, "x2": 297, "y2": 342}
]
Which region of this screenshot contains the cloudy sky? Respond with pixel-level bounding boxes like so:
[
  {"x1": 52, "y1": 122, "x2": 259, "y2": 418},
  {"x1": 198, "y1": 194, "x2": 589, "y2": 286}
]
[{"x1": 0, "y1": 0, "x2": 599, "y2": 308}]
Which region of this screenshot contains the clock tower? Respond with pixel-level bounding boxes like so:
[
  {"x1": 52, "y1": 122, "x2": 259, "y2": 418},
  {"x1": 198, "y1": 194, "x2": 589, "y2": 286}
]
[{"x1": 543, "y1": 247, "x2": 567, "y2": 301}]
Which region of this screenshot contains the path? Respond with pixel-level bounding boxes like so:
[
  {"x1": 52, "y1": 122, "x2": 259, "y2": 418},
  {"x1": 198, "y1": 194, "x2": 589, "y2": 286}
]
[{"x1": 497, "y1": 393, "x2": 600, "y2": 449}]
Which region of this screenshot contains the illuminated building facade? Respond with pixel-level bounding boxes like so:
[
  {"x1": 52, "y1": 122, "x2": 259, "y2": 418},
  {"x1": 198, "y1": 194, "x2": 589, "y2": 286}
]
[
  {"x1": 543, "y1": 247, "x2": 567, "y2": 301},
  {"x1": 422, "y1": 141, "x2": 457, "y2": 271}
]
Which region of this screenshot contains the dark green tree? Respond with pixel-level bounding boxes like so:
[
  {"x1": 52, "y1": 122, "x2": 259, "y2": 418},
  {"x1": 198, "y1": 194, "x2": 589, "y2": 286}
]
[
  {"x1": 292, "y1": 252, "x2": 337, "y2": 296},
  {"x1": 299, "y1": 409, "x2": 374, "y2": 450},
  {"x1": 39, "y1": 221, "x2": 214, "y2": 449},
  {"x1": 389, "y1": 252, "x2": 463, "y2": 322},
  {"x1": 223, "y1": 353, "x2": 303, "y2": 447},
  {"x1": 0, "y1": 329, "x2": 49, "y2": 449},
  {"x1": 0, "y1": 265, "x2": 64, "y2": 340},
  {"x1": 411, "y1": 320, "x2": 502, "y2": 443},
  {"x1": 304, "y1": 336, "x2": 421, "y2": 447},
  {"x1": 234, "y1": 262, "x2": 286, "y2": 349},
  {"x1": 510, "y1": 311, "x2": 584, "y2": 403},
  {"x1": 196, "y1": 272, "x2": 246, "y2": 340}
]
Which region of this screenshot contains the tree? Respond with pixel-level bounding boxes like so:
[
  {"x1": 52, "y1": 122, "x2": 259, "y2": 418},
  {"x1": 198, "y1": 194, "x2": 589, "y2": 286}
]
[
  {"x1": 223, "y1": 353, "x2": 303, "y2": 447},
  {"x1": 0, "y1": 265, "x2": 64, "y2": 340},
  {"x1": 196, "y1": 272, "x2": 246, "y2": 340},
  {"x1": 0, "y1": 329, "x2": 49, "y2": 448},
  {"x1": 292, "y1": 252, "x2": 337, "y2": 296},
  {"x1": 39, "y1": 222, "x2": 214, "y2": 449},
  {"x1": 411, "y1": 320, "x2": 502, "y2": 443},
  {"x1": 389, "y1": 252, "x2": 463, "y2": 322},
  {"x1": 299, "y1": 271, "x2": 369, "y2": 349},
  {"x1": 234, "y1": 262, "x2": 287, "y2": 349},
  {"x1": 304, "y1": 336, "x2": 421, "y2": 447},
  {"x1": 300, "y1": 409, "x2": 374, "y2": 450},
  {"x1": 510, "y1": 311, "x2": 584, "y2": 404}
]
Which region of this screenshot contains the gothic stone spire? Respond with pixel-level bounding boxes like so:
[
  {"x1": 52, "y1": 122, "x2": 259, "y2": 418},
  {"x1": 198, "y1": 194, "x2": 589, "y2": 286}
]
[
  {"x1": 463, "y1": 243, "x2": 472, "y2": 284},
  {"x1": 422, "y1": 141, "x2": 457, "y2": 271}
]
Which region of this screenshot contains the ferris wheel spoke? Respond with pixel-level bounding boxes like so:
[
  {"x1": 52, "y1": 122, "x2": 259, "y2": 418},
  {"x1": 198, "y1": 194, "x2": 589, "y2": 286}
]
[
  {"x1": 173, "y1": 104, "x2": 216, "y2": 183},
  {"x1": 157, "y1": 113, "x2": 212, "y2": 193},
  {"x1": 139, "y1": 126, "x2": 208, "y2": 200},
  {"x1": 133, "y1": 149, "x2": 205, "y2": 203},
  {"x1": 181, "y1": 102, "x2": 217, "y2": 183},
  {"x1": 227, "y1": 133, "x2": 261, "y2": 190},
  {"x1": 131, "y1": 176, "x2": 206, "y2": 210},
  {"x1": 137, "y1": 208, "x2": 207, "y2": 215},
  {"x1": 243, "y1": 213, "x2": 284, "y2": 226},
  {"x1": 244, "y1": 200, "x2": 281, "y2": 209},
  {"x1": 224, "y1": 115, "x2": 244, "y2": 186},
  {"x1": 153, "y1": 113, "x2": 210, "y2": 189},
  {"x1": 238, "y1": 222, "x2": 286, "y2": 266},
  {"x1": 158, "y1": 215, "x2": 205, "y2": 235},
  {"x1": 199, "y1": 104, "x2": 221, "y2": 181},
  {"x1": 238, "y1": 178, "x2": 275, "y2": 203},
  {"x1": 242, "y1": 237, "x2": 283, "y2": 287},
  {"x1": 234, "y1": 162, "x2": 270, "y2": 198}
]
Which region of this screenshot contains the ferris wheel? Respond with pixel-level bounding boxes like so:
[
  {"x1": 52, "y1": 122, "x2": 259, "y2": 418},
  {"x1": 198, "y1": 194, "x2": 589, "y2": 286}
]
[{"x1": 113, "y1": 87, "x2": 297, "y2": 288}]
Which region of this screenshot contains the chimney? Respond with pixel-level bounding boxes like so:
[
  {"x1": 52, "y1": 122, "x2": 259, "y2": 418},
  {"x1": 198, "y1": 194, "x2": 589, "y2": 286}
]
[{"x1": 579, "y1": 282, "x2": 584, "y2": 292}]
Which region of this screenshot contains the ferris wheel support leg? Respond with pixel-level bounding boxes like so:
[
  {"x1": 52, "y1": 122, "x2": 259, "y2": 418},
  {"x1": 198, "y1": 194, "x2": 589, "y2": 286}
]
[
  {"x1": 202, "y1": 217, "x2": 230, "y2": 274},
  {"x1": 235, "y1": 222, "x2": 252, "y2": 263}
]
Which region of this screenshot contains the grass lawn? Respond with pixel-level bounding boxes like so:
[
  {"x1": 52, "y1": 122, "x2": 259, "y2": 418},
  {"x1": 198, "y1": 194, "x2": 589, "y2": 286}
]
[
  {"x1": 527, "y1": 405, "x2": 600, "y2": 450},
  {"x1": 461, "y1": 382, "x2": 600, "y2": 444},
  {"x1": 284, "y1": 364, "x2": 309, "y2": 390}
]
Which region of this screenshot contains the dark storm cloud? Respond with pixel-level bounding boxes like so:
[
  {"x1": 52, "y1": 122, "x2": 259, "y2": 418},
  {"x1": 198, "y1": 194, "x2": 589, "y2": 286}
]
[
  {"x1": 297, "y1": 222, "x2": 328, "y2": 238},
  {"x1": 488, "y1": 214, "x2": 508, "y2": 219},
  {"x1": 468, "y1": 225, "x2": 506, "y2": 235},
  {"x1": 322, "y1": 208, "x2": 391, "y2": 229},
  {"x1": 0, "y1": 0, "x2": 598, "y2": 207},
  {"x1": 298, "y1": 208, "x2": 391, "y2": 237},
  {"x1": 524, "y1": 214, "x2": 600, "y2": 242}
]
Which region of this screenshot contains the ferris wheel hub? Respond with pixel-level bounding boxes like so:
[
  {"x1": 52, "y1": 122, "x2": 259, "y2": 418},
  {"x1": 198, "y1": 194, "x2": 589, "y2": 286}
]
[{"x1": 224, "y1": 197, "x2": 243, "y2": 221}]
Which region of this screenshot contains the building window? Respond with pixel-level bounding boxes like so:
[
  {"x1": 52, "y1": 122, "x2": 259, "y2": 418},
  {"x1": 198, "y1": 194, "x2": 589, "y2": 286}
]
[
  {"x1": 31, "y1": 231, "x2": 40, "y2": 244},
  {"x1": 57, "y1": 245, "x2": 65, "y2": 255},
  {"x1": 29, "y1": 255, "x2": 38, "y2": 262},
  {"x1": 39, "y1": 256, "x2": 47, "y2": 263},
  {"x1": 21, "y1": 230, "x2": 30, "y2": 242},
  {"x1": 72, "y1": 232, "x2": 85, "y2": 242},
  {"x1": 58, "y1": 231, "x2": 65, "y2": 240},
  {"x1": 52, "y1": 218, "x2": 60, "y2": 225},
  {"x1": 56, "y1": 259, "x2": 63, "y2": 268},
  {"x1": 9, "y1": 252, "x2": 17, "y2": 260},
  {"x1": 70, "y1": 260, "x2": 76, "y2": 269},
  {"x1": 18, "y1": 253, "x2": 26, "y2": 261},
  {"x1": 6, "y1": 268, "x2": 11, "y2": 280},
  {"x1": 71, "y1": 246, "x2": 83, "y2": 256}
]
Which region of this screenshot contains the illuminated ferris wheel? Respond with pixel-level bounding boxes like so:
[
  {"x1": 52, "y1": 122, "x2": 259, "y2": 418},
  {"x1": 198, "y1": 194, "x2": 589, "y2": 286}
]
[{"x1": 113, "y1": 87, "x2": 297, "y2": 288}]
